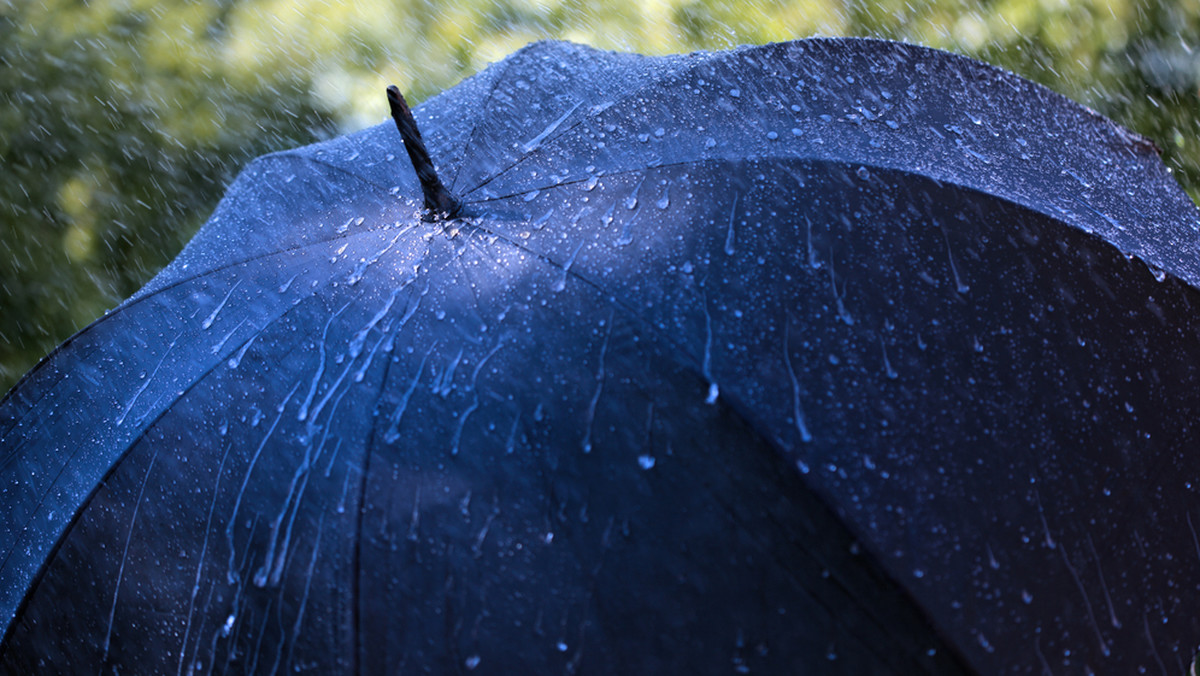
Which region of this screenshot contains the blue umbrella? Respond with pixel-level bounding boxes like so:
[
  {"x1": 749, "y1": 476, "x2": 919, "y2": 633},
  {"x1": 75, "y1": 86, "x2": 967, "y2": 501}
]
[{"x1": 2, "y1": 38, "x2": 1198, "y2": 673}]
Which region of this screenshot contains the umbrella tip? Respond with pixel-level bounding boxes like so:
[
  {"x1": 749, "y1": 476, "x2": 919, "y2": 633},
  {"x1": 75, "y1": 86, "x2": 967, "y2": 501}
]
[{"x1": 387, "y1": 85, "x2": 463, "y2": 220}]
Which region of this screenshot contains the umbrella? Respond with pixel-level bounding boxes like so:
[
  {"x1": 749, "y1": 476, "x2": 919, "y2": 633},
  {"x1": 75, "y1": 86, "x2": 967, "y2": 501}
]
[{"x1": 3, "y1": 36, "x2": 1200, "y2": 673}]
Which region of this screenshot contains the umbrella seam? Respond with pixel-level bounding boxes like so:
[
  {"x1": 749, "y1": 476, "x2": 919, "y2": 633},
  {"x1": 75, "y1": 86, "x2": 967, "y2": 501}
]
[
  {"x1": 463, "y1": 154, "x2": 1187, "y2": 284},
  {"x1": 446, "y1": 41, "x2": 542, "y2": 195}
]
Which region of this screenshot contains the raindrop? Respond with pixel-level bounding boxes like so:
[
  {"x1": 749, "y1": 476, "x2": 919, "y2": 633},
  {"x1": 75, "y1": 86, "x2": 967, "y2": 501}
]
[
  {"x1": 767, "y1": 131, "x2": 778, "y2": 140},
  {"x1": 624, "y1": 178, "x2": 643, "y2": 210},
  {"x1": 523, "y1": 190, "x2": 540, "y2": 202},
  {"x1": 729, "y1": 88, "x2": 741, "y2": 98},
  {"x1": 724, "y1": 193, "x2": 739, "y2": 255},
  {"x1": 278, "y1": 274, "x2": 299, "y2": 293},
  {"x1": 227, "y1": 336, "x2": 256, "y2": 369},
  {"x1": 616, "y1": 211, "x2": 638, "y2": 247},
  {"x1": 885, "y1": 119, "x2": 900, "y2": 129},
  {"x1": 656, "y1": 181, "x2": 671, "y2": 210},
  {"x1": 584, "y1": 175, "x2": 599, "y2": 191},
  {"x1": 637, "y1": 454, "x2": 656, "y2": 470},
  {"x1": 465, "y1": 656, "x2": 481, "y2": 670},
  {"x1": 880, "y1": 338, "x2": 898, "y2": 379},
  {"x1": 704, "y1": 137, "x2": 717, "y2": 149},
  {"x1": 533, "y1": 209, "x2": 554, "y2": 230},
  {"x1": 600, "y1": 203, "x2": 616, "y2": 229},
  {"x1": 202, "y1": 281, "x2": 241, "y2": 330},
  {"x1": 856, "y1": 166, "x2": 870, "y2": 180}
]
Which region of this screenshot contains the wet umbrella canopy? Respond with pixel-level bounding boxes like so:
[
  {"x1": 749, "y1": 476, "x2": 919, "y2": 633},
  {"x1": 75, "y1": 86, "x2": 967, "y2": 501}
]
[{"x1": 3, "y1": 37, "x2": 1200, "y2": 673}]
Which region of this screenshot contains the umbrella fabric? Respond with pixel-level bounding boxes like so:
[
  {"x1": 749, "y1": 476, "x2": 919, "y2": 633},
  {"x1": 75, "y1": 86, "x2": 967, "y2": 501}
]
[{"x1": 3, "y1": 37, "x2": 1200, "y2": 673}]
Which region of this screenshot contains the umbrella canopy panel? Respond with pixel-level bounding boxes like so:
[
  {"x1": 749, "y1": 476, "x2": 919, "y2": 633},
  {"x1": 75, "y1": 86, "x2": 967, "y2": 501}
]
[{"x1": 2, "y1": 38, "x2": 1200, "y2": 674}]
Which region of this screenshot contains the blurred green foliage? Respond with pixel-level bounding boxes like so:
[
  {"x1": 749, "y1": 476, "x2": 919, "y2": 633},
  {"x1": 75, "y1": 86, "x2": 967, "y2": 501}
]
[{"x1": 1, "y1": 0, "x2": 1198, "y2": 394}]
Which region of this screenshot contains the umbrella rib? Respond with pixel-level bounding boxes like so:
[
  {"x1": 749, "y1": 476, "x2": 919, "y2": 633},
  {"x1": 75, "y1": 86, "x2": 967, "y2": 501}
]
[
  {"x1": 699, "y1": 463, "x2": 972, "y2": 673},
  {"x1": 464, "y1": 156, "x2": 739, "y2": 203},
  {"x1": 463, "y1": 151, "x2": 1152, "y2": 279},
  {"x1": 0, "y1": 219, "x2": 420, "y2": 449},
  {"x1": 639, "y1": 397, "x2": 970, "y2": 673},
  {"x1": 340, "y1": 251, "x2": 463, "y2": 671},
  {"x1": 265, "y1": 152, "x2": 398, "y2": 195},
  {"x1": 445, "y1": 43, "x2": 536, "y2": 195}
]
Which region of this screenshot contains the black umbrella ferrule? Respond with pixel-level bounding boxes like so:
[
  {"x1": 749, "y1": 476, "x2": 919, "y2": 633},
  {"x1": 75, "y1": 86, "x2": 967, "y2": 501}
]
[{"x1": 387, "y1": 85, "x2": 463, "y2": 219}]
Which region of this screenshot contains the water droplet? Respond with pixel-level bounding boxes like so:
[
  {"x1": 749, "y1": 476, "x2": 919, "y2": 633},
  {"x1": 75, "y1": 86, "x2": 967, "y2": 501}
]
[
  {"x1": 729, "y1": 88, "x2": 740, "y2": 98},
  {"x1": 766, "y1": 131, "x2": 778, "y2": 140},
  {"x1": 600, "y1": 203, "x2": 615, "y2": 228},
  {"x1": 637, "y1": 454, "x2": 656, "y2": 470},
  {"x1": 856, "y1": 166, "x2": 870, "y2": 180},
  {"x1": 704, "y1": 137, "x2": 717, "y2": 149},
  {"x1": 465, "y1": 656, "x2": 481, "y2": 670}
]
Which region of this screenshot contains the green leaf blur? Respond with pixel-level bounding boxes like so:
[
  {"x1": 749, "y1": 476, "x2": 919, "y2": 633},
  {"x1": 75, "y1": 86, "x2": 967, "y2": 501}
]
[{"x1": 2, "y1": 0, "x2": 1197, "y2": 394}]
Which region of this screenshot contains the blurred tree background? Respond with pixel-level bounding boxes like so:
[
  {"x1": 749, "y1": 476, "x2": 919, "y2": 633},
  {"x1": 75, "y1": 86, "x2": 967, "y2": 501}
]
[{"x1": 1, "y1": 0, "x2": 1198, "y2": 394}]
